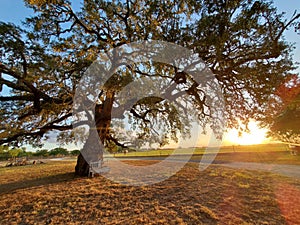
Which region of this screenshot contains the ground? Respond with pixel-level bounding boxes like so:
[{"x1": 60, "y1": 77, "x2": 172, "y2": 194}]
[{"x1": 0, "y1": 157, "x2": 299, "y2": 224}]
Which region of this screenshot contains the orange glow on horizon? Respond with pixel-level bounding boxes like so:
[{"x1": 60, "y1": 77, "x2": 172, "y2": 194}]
[{"x1": 223, "y1": 121, "x2": 270, "y2": 146}]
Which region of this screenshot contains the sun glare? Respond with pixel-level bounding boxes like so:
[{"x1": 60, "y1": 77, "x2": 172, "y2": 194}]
[{"x1": 224, "y1": 121, "x2": 270, "y2": 145}]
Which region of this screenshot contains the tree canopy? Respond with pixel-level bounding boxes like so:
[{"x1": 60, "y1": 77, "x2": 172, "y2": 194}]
[
  {"x1": 49, "y1": 147, "x2": 69, "y2": 156},
  {"x1": 0, "y1": 0, "x2": 299, "y2": 175},
  {"x1": 263, "y1": 74, "x2": 300, "y2": 143}
]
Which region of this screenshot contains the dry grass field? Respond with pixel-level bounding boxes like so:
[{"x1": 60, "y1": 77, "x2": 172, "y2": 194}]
[{"x1": 0, "y1": 160, "x2": 299, "y2": 224}]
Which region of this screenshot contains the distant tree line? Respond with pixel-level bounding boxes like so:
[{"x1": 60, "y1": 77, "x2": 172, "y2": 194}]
[{"x1": 0, "y1": 145, "x2": 80, "y2": 161}]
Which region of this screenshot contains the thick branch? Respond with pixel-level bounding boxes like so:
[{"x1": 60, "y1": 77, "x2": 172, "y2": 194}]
[
  {"x1": 0, "y1": 94, "x2": 35, "y2": 102},
  {"x1": 107, "y1": 134, "x2": 129, "y2": 149}
]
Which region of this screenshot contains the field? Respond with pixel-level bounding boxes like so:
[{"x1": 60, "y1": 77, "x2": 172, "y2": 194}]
[
  {"x1": 113, "y1": 144, "x2": 300, "y2": 165},
  {"x1": 113, "y1": 144, "x2": 289, "y2": 157},
  {"x1": 1, "y1": 150, "x2": 300, "y2": 225}
]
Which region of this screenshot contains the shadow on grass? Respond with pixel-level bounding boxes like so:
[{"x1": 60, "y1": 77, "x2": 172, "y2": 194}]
[{"x1": 0, "y1": 172, "x2": 76, "y2": 195}]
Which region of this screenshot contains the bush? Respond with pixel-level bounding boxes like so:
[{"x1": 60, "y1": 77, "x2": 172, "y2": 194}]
[
  {"x1": 49, "y1": 147, "x2": 69, "y2": 157},
  {"x1": 70, "y1": 150, "x2": 81, "y2": 156},
  {"x1": 33, "y1": 149, "x2": 49, "y2": 157}
]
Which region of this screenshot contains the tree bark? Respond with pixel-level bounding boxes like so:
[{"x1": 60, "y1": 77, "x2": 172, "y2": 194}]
[
  {"x1": 75, "y1": 152, "x2": 89, "y2": 176},
  {"x1": 75, "y1": 91, "x2": 115, "y2": 176}
]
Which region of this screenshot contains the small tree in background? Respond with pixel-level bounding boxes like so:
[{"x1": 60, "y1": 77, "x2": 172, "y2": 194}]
[
  {"x1": 8, "y1": 148, "x2": 23, "y2": 162},
  {"x1": 49, "y1": 147, "x2": 69, "y2": 157},
  {"x1": 0, "y1": 145, "x2": 9, "y2": 160},
  {"x1": 33, "y1": 149, "x2": 49, "y2": 158},
  {"x1": 70, "y1": 149, "x2": 81, "y2": 156}
]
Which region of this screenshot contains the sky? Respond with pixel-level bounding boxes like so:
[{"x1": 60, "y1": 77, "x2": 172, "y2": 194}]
[{"x1": 0, "y1": 0, "x2": 299, "y2": 149}]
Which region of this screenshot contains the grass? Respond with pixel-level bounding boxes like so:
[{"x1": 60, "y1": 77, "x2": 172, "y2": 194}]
[
  {"x1": 195, "y1": 151, "x2": 300, "y2": 165},
  {"x1": 0, "y1": 160, "x2": 299, "y2": 224},
  {"x1": 113, "y1": 143, "x2": 288, "y2": 157},
  {"x1": 112, "y1": 144, "x2": 300, "y2": 165}
]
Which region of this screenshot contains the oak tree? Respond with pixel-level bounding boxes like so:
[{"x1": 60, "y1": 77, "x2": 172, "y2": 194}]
[{"x1": 0, "y1": 0, "x2": 299, "y2": 175}]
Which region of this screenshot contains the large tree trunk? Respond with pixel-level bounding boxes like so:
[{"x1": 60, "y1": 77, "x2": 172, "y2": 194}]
[
  {"x1": 75, "y1": 152, "x2": 89, "y2": 176},
  {"x1": 75, "y1": 91, "x2": 114, "y2": 176}
]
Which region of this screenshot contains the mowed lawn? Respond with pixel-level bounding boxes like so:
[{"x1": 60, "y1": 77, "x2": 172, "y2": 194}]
[{"x1": 0, "y1": 159, "x2": 300, "y2": 224}]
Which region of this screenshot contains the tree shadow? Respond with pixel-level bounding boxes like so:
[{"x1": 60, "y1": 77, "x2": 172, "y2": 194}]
[{"x1": 0, "y1": 172, "x2": 77, "y2": 195}]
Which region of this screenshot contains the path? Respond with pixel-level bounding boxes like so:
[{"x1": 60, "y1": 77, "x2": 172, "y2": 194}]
[{"x1": 216, "y1": 162, "x2": 300, "y2": 179}]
